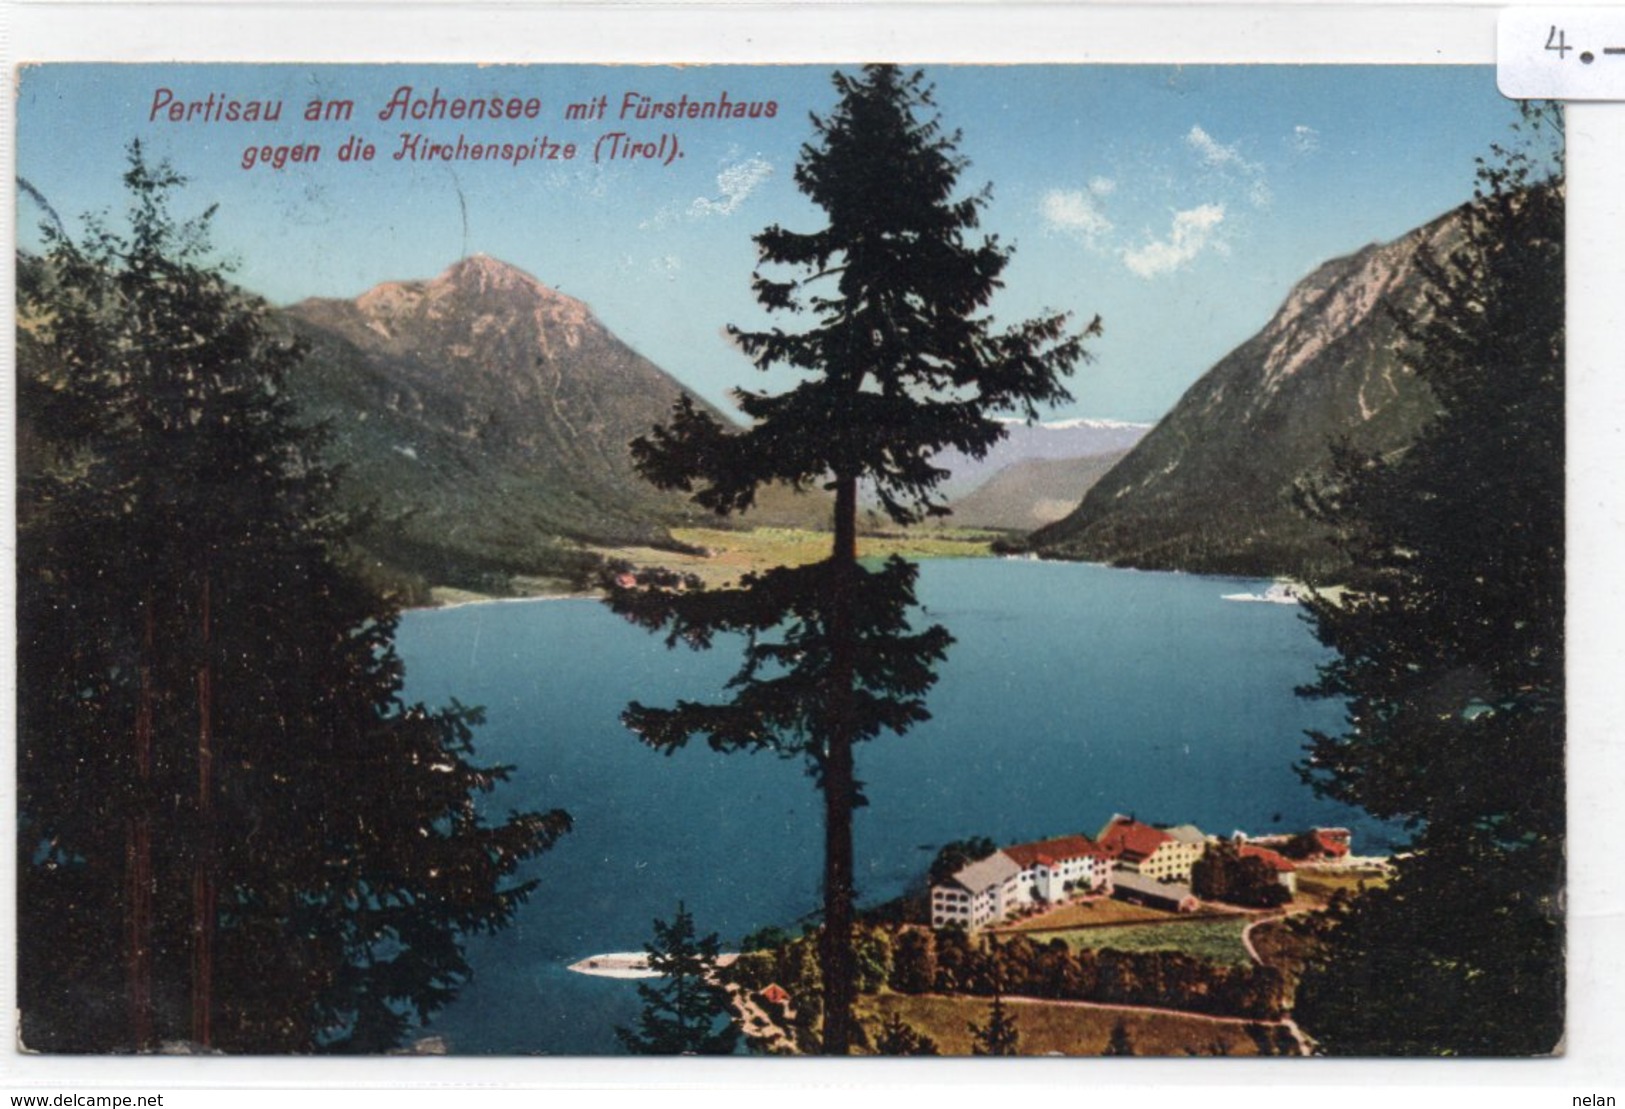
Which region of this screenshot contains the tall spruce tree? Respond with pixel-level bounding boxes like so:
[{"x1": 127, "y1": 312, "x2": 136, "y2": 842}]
[
  {"x1": 608, "y1": 65, "x2": 1092, "y2": 1054},
  {"x1": 968, "y1": 993, "x2": 1020, "y2": 1056},
  {"x1": 16, "y1": 145, "x2": 570, "y2": 1052},
  {"x1": 874, "y1": 1011, "x2": 940, "y2": 1056},
  {"x1": 1291, "y1": 106, "x2": 1564, "y2": 1055},
  {"x1": 616, "y1": 903, "x2": 741, "y2": 1055}
]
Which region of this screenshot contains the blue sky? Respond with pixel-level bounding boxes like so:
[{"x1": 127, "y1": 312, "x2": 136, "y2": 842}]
[{"x1": 16, "y1": 64, "x2": 1529, "y2": 423}]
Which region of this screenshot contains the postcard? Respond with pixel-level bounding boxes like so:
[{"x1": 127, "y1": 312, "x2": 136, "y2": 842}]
[{"x1": 10, "y1": 53, "x2": 1570, "y2": 1068}]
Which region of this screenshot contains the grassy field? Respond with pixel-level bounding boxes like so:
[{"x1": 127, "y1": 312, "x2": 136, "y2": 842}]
[
  {"x1": 1295, "y1": 868, "x2": 1390, "y2": 906},
  {"x1": 1016, "y1": 917, "x2": 1255, "y2": 965},
  {"x1": 857, "y1": 991, "x2": 1286, "y2": 1056},
  {"x1": 599, "y1": 525, "x2": 997, "y2": 588}
]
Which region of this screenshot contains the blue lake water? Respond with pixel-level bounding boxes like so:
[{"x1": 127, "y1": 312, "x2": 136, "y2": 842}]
[{"x1": 397, "y1": 557, "x2": 1388, "y2": 1054}]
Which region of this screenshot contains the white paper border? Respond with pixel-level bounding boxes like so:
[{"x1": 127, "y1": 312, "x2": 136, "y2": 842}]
[{"x1": 3, "y1": 2, "x2": 1620, "y2": 1103}]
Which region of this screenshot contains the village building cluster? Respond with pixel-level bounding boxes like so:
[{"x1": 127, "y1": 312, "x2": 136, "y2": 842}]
[{"x1": 928, "y1": 815, "x2": 1352, "y2": 930}]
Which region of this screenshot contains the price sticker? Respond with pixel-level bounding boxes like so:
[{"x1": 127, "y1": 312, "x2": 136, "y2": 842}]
[{"x1": 1500, "y1": 8, "x2": 1625, "y2": 99}]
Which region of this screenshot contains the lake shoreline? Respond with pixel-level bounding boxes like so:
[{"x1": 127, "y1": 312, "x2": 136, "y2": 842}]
[
  {"x1": 405, "y1": 523, "x2": 1335, "y2": 615},
  {"x1": 409, "y1": 524, "x2": 1005, "y2": 612},
  {"x1": 411, "y1": 563, "x2": 1319, "y2": 615},
  {"x1": 424, "y1": 587, "x2": 596, "y2": 612}
]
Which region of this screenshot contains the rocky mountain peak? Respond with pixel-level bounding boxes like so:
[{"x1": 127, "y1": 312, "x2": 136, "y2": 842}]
[
  {"x1": 296, "y1": 253, "x2": 596, "y2": 364},
  {"x1": 1253, "y1": 216, "x2": 1459, "y2": 400},
  {"x1": 436, "y1": 253, "x2": 553, "y2": 298},
  {"x1": 1032, "y1": 203, "x2": 1467, "y2": 579},
  {"x1": 350, "y1": 253, "x2": 577, "y2": 315},
  {"x1": 278, "y1": 255, "x2": 751, "y2": 594}
]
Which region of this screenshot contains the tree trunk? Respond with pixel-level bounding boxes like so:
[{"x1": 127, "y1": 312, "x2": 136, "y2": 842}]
[
  {"x1": 832, "y1": 473, "x2": 858, "y2": 565},
  {"x1": 127, "y1": 595, "x2": 156, "y2": 1050},
  {"x1": 820, "y1": 474, "x2": 860, "y2": 1055},
  {"x1": 191, "y1": 572, "x2": 215, "y2": 1048},
  {"x1": 819, "y1": 723, "x2": 858, "y2": 1054}
]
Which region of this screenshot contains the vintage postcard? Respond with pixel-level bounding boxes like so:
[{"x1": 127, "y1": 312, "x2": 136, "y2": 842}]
[{"x1": 12, "y1": 56, "x2": 1567, "y2": 1064}]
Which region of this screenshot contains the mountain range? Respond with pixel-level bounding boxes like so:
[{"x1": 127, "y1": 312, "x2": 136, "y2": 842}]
[
  {"x1": 279, "y1": 255, "x2": 1142, "y2": 596},
  {"x1": 947, "y1": 452, "x2": 1132, "y2": 532},
  {"x1": 932, "y1": 419, "x2": 1150, "y2": 500},
  {"x1": 1031, "y1": 206, "x2": 1462, "y2": 579},
  {"x1": 21, "y1": 199, "x2": 1472, "y2": 598}
]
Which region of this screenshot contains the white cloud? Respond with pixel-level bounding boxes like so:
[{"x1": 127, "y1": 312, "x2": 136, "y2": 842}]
[
  {"x1": 1088, "y1": 176, "x2": 1116, "y2": 196},
  {"x1": 1187, "y1": 124, "x2": 1270, "y2": 209},
  {"x1": 1041, "y1": 187, "x2": 1113, "y2": 243},
  {"x1": 1187, "y1": 125, "x2": 1247, "y2": 171},
  {"x1": 688, "y1": 156, "x2": 773, "y2": 219},
  {"x1": 1290, "y1": 124, "x2": 1321, "y2": 155},
  {"x1": 1122, "y1": 203, "x2": 1227, "y2": 279},
  {"x1": 639, "y1": 154, "x2": 774, "y2": 229}
]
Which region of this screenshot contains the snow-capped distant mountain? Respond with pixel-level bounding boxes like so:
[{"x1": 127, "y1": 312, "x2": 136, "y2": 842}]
[{"x1": 931, "y1": 418, "x2": 1152, "y2": 499}]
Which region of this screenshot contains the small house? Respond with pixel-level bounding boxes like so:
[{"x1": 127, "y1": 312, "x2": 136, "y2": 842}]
[{"x1": 1238, "y1": 843, "x2": 1298, "y2": 895}]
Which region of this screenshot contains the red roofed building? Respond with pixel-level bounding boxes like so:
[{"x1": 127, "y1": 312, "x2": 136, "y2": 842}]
[
  {"x1": 930, "y1": 833, "x2": 1112, "y2": 931},
  {"x1": 1097, "y1": 815, "x2": 1206, "y2": 881},
  {"x1": 1239, "y1": 843, "x2": 1298, "y2": 895},
  {"x1": 1257, "y1": 825, "x2": 1355, "y2": 862},
  {"x1": 1313, "y1": 828, "x2": 1352, "y2": 859},
  {"x1": 1002, "y1": 834, "x2": 1109, "y2": 902}
]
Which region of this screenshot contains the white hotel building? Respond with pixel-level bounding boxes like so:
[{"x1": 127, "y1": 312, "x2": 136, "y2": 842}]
[{"x1": 930, "y1": 834, "x2": 1109, "y2": 931}]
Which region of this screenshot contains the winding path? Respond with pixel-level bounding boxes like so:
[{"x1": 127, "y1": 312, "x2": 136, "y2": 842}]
[
  {"x1": 910, "y1": 991, "x2": 1313, "y2": 1056},
  {"x1": 1238, "y1": 911, "x2": 1315, "y2": 1056}
]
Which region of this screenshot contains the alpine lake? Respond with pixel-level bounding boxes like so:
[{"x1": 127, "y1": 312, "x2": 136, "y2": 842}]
[{"x1": 396, "y1": 555, "x2": 1388, "y2": 1054}]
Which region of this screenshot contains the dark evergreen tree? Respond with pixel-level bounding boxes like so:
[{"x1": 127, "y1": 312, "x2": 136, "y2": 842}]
[
  {"x1": 16, "y1": 145, "x2": 569, "y2": 1052},
  {"x1": 608, "y1": 64, "x2": 1093, "y2": 1055},
  {"x1": 968, "y1": 992, "x2": 1020, "y2": 1056},
  {"x1": 1104, "y1": 1020, "x2": 1134, "y2": 1057},
  {"x1": 928, "y1": 836, "x2": 998, "y2": 886},
  {"x1": 854, "y1": 925, "x2": 894, "y2": 993},
  {"x1": 609, "y1": 555, "x2": 948, "y2": 1054},
  {"x1": 1034, "y1": 938, "x2": 1079, "y2": 1000},
  {"x1": 874, "y1": 1011, "x2": 939, "y2": 1056},
  {"x1": 740, "y1": 924, "x2": 794, "y2": 953},
  {"x1": 889, "y1": 929, "x2": 938, "y2": 995},
  {"x1": 1191, "y1": 842, "x2": 1291, "y2": 908},
  {"x1": 1292, "y1": 106, "x2": 1564, "y2": 1055},
  {"x1": 616, "y1": 903, "x2": 740, "y2": 1055},
  {"x1": 1277, "y1": 830, "x2": 1326, "y2": 861}
]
